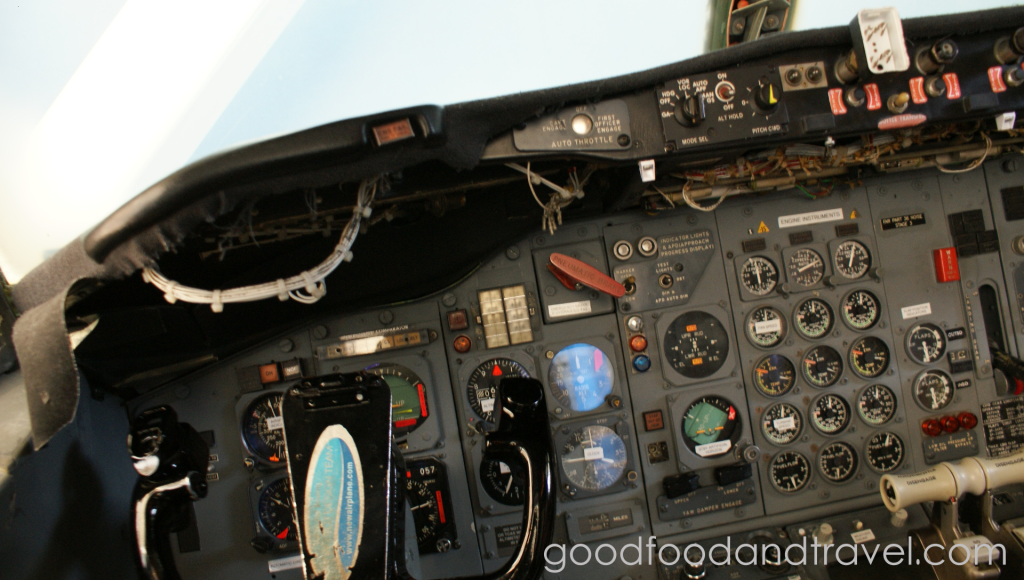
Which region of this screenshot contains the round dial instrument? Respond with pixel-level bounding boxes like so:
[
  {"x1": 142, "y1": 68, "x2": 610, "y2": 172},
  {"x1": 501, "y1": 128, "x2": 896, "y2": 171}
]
[
  {"x1": 770, "y1": 451, "x2": 811, "y2": 493},
  {"x1": 787, "y1": 248, "x2": 826, "y2": 287},
  {"x1": 818, "y1": 441, "x2": 858, "y2": 483},
  {"x1": 682, "y1": 396, "x2": 741, "y2": 457},
  {"x1": 849, "y1": 336, "x2": 890, "y2": 378},
  {"x1": 548, "y1": 344, "x2": 615, "y2": 412},
  {"x1": 761, "y1": 403, "x2": 803, "y2": 445},
  {"x1": 366, "y1": 363, "x2": 429, "y2": 437},
  {"x1": 834, "y1": 240, "x2": 871, "y2": 279},
  {"x1": 795, "y1": 298, "x2": 834, "y2": 339},
  {"x1": 811, "y1": 393, "x2": 851, "y2": 435},
  {"x1": 802, "y1": 346, "x2": 843, "y2": 388},
  {"x1": 740, "y1": 256, "x2": 779, "y2": 295},
  {"x1": 241, "y1": 393, "x2": 287, "y2": 465},
  {"x1": 866, "y1": 432, "x2": 904, "y2": 473},
  {"x1": 906, "y1": 323, "x2": 947, "y2": 364},
  {"x1": 857, "y1": 384, "x2": 897, "y2": 426},
  {"x1": 559, "y1": 424, "x2": 628, "y2": 491},
  {"x1": 257, "y1": 477, "x2": 297, "y2": 541},
  {"x1": 663, "y1": 311, "x2": 730, "y2": 379},
  {"x1": 842, "y1": 290, "x2": 880, "y2": 330},
  {"x1": 914, "y1": 369, "x2": 955, "y2": 411},
  {"x1": 753, "y1": 355, "x2": 796, "y2": 397},
  {"x1": 480, "y1": 458, "x2": 526, "y2": 506},
  {"x1": 746, "y1": 306, "x2": 786, "y2": 348},
  {"x1": 467, "y1": 358, "x2": 531, "y2": 422},
  {"x1": 404, "y1": 458, "x2": 456, "y2": 553}
]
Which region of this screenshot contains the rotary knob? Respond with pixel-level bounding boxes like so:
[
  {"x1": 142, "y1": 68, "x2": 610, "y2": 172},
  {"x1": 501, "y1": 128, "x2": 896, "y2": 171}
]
[
  {"x1": 674, "y1": 94, "x2": 705, "y2": 127},
  {"x1": 754, "y1": 77, "x2": 780, "y2": 113}
]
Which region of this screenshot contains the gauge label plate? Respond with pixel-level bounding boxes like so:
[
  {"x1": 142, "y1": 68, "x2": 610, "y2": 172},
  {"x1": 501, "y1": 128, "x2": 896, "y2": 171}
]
[
  {"x1": 695, "y1": 440, "x2": 732, "y2": 457},
  {"x1": 982, "y1": 395, "x2": 1024, "y2": 458},
  {"x1": 851, "y1": 529, "x2": 876, "y2": 544},
  {"x1": 901, "y1": 302, "x2": 932, "y2": 319},
  {"x1": 549, "y1": 300, "x2": 592, "y2": 318},
  {"x1": 922, "y1": 429, "x2": 979, "y2": 465},
  {"x1": 880, "y1": 212, "x2": 926, "y2": 230},
  {"x1": 778, "y1": 208, "x2": 844, "y2": 229},
  {"x1": 774, "y1": 416, "x2": 796, "y2": 431},
  {"x1": 268, "y1": 555, "x2": 304, "y2": 573},
  {"x1": 655, "y1": 478, "x2": 757, "y2": 521},
  {"x1": 754, "y1": 319, "x2": 783, "y2": 335}
]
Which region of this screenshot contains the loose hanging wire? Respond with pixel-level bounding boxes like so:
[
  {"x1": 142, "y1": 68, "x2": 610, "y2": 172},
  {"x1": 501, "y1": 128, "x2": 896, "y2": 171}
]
[
  {"x1": 142, "y1": 175, "x2": 385, "y2": 312},
  {"x1": 506, "y1": 162, "x2": 585, "y2": 234},
  {"x1": 934, "y1": 132, "x2": 992, "y2": 174}
]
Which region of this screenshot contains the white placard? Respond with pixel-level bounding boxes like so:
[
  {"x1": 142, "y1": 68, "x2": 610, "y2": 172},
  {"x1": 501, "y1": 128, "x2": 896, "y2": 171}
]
[
  {"x1": 773, "y1": 416, "x2": 796, "y2": 431},
  {"x1": 754, "y1": 319, "x2": 782, "y2": 335},
  {"x1": 901, "y1": 302, "x2": 932, "y2": 319},
  {"x1": 851, "y1": 529, "x2": 876, "y2": 544},
  {"x1": 266, "y1": 416, "x2": 284, "y2": 430},
  {"x1": 481, "y1": 399, "x2": 495, "y2": 413},
  {"x1": 548, "y1": 300, "x2": 592, "y2": 318},
  {"x1": 584, "y1": 446, "x2": 605, "y2": 461},
  {"x1": 695, "y1": 440, "x2": 732, "y2": 457},
  {"x1": 268, "y1": 554, "x2": 304, "y2": 573},
  {"x1": 778, "y1": 208, "x2": 844, "y2": 229}
]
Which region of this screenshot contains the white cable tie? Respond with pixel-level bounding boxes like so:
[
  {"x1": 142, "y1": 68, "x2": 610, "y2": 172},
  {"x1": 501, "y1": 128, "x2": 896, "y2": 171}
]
[
  {"x1": 276, "y1": 279, "x2": 288, "y2": 301},
  {"x1": 211, "y1": 289, "x2": 224, "y2": 313},
  {"x1": 342, "y1": 250, "x2": 354, "y2": 262},
  {"x1": 300, "y1": 271, "x2": 317, "y2": 295},
  {"x1": 312, "y1": 280, "x2": 327, "y2": 298},
  {"x1": 163, "y1": 281, "x2": 179, "y2": 304}
]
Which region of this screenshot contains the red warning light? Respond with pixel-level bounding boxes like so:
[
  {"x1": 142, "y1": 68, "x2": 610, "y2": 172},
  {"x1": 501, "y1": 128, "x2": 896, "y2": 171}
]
[
  {"x1": 922, "y1": 419, "x2": 942, "y2": 437},
  {"x1": 958, "y1": 412, "x2": 978, "y2": 430}
]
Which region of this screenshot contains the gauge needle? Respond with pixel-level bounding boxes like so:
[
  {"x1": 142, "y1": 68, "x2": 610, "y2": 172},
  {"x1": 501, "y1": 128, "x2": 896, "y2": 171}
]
[
  {"x1": 411, "y1": 502, "x2": 432, "y2": 511},
  {"x1": 575, "y1": 355, "x2": 580, "y2": 369},
  {"x1": 798, "y1": 261, "x2": 817, "y2": 272},
  {"x1": 848, "y1": 251, "x2": 855, "y2": 269},
  {"x1": 270, "y1": 496, "x2": 288, "y2": 508}
]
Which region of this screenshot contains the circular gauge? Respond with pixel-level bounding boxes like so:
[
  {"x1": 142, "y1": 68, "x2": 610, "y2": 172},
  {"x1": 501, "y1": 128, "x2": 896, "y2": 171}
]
[
  {"x1": 241, "y1": 393, "x2": 287, "y2": 465},
  {"x1": 682, "y1": 396, "x2": 741, "y2": 457},
  {"x1": 257, "y1": 478, "x2": 297, "y2": 541},
  {"x1": 802, "y1": 346, "x2": 843, "y2": 387},
  {"x1": 663, "y1": 311, "x2": 730, "y2": 379},
  {"x1": 746, "y1": 306, "x2": 787, "y2": 348},
  {"x1": 405, "y1": 458, "x2": 456, "y2": 554},
  {"x1": 548, "y1": 344, "x2": 615, "y2": 413},
  {"x1": 559, "y1": 424, "x2": 628, "y2": 491},
  {"x1": 857, "y1": 384, "x2": 897, "y2": 426},
  {"x1": 365, "y1": 363, "x2": 429, "y2": 437},
  {"x1": 906, "y1": 323, "x2": 947, "y2": 364},
  {"x1": 914, "y1": 369, "x2": 955, "y2": 411},
  {"x1": 818, "y1": 441, "x2": 858, "y2": 483},
  {"x1": 849, "y1": 336, "x2": 890, "y2": 378},
  {"x1": 761, "y1": 403, "x2": 803, "y2": 445},
  {"x1": 740, "y1": 256, "x2": 779, "y2": 296},
  {"x1": 834, "y1": 240, "x2": 871, "y2": 279},
  {"x1": 770, "y1": 451, "x2": 811, "y2": 493},
  {"x1": 866, "y1": 432, "x2": 905, "y2": 473},
  {"x1": 842, "y1": 290, "x2": 880, "y2": 330},
  {"x1": 787, "y1": 248, "x2": 826, "y2": 287},
  {"x1": 794, "y1": 298, "x2": 834, "y2": 339},
  {"x1": 753, "y1": 355, "x2": 797, "y2": 397},
  {"x1": 480, "y1": 458, "x2": 526, "y2": 506},
  {"x1": 467, "y1": 358, "x2": 531, "y2": 422},
  {"x1": 811, "y1": 393, "x2": 851, "y2": 435}
]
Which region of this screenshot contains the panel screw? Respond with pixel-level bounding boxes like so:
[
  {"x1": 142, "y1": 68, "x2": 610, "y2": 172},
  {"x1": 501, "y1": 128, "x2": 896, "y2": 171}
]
[
  {"x1": 279, "y1": 339, "x2": 294, "y2": 353},
  {"x1": 379, "y1": 310, "x2": 395, "y2": 325},
  {"x1": 617, "y1": 134, "x2": 630, "y2": 147},
  {"x1": 442, "y1": 293, "x2": 458, "y2": 306},
  {"x1": 313, "y1": 325, "x2": 329, "y2": 339}
]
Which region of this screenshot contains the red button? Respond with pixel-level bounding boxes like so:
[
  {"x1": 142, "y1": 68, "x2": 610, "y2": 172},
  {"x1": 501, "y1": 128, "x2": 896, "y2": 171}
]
[
  {"x1": 453, "y1": 335, "x2": 472, "y2": 353},
  {"x1": 941, "y1": 415, "x2": 961, "y2": 433},
  {"x1": 933, "y1": 247, "x2": 960, "y2": 283},
  {"x1": 958, "y1": 412, "x2": 978, "y2": 430},
  {"x1": 629, "y1": 335, "x2": 648, "y2": 352},
  {"x1": 922, "y1": 419, "x2": 942, "y2": 437}
]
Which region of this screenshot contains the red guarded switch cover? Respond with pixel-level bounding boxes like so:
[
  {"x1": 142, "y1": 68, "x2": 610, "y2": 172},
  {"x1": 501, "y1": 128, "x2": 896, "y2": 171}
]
[{"x1": 933, "y1": 247, "x2": 960, "y2": 282}]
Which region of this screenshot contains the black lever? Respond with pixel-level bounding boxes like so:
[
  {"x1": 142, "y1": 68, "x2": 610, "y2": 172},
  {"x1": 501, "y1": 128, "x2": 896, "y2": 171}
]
[{"x1": 128, "y1": 406, "x2": 210, "y2": 580}]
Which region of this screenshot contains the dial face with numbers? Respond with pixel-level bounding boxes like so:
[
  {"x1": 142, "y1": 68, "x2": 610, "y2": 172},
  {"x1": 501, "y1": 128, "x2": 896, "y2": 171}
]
[
  {"x1": 548, "y1": 344, "x2": 615, "y2": 412},
  {"x1": 753, "y1": 355, "x2": 796, "y2": 397},
  {"x1": 811, "y1": 393, "x2": 851, "y2": 435},
  {"x1": 857, "y1": 384, "x2": 897, "y2": 426},
  {"x1": 405, "y1": 458, "x2": 457, "y2": 554},
  {"x1": 866, "y1": 432, "x2": 905, "y2": 473},
  {"x1": 467, "y1": 358, "x2": 531, "y2": 422},
  {"x1": 746, "y1": 306, "x2": 787, "y2": 348},
  {"x1": 914, "y1": 369, "x2": 955, "y2": 411},
  {"x1": 682, "y1": 396, "x2": 741, "y2": 457},
  {"x1": 663, "y1": 311, "x2": 730, "y2": 379},
  {"x1": 834, "y1": 240, "x2": 871, "y2": 279},
  {"x1": 741, "y1": 256, "x2": 780, "y2": 296},
  {"x1": 241, "y1": 393, "x2": 287, "y2": 465},
  {"x1": 795, "y1": 298, "x2": 834, "y2": 339},
  {"x1": 802, "y1": 346, "x2": 843, "y2": 388},
  {"x1": 762, "y1": 403, "x2": 803, "y2": 445},
  {"x1": 257, "y1": 477, "x2": 297, "y2": 542},
  {"x1": 559, "y1": 424, "x2": 628, "y2": 491},
  {"x1": 366, "y1": 363, "x2": 430, "y2": 437},
  {"x1": 480, "y1": 458, "x2": 526, "y2": 506},
  {"x1": 818, "y1": 441, "x2": 858, "y2": 483},
  {"x1": 787, "y1": 248, "x2": 826, "y2": 287},
  {"x1": 849, "y1": 336, "x2": 890, "y2": 378},
  {"x1": 842, "y1": 290, "x2": 880, "y2": 330},
  {"x1": 906, "y1": 323, "x2": 947, "y2": 364},
  {"x1": 770, "y1": 451, "x2": 811, "y2": 493}
]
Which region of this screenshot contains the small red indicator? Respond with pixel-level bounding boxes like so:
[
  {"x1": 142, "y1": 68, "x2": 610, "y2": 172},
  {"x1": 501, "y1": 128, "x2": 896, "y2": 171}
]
[
  {"x1": 864, "y1": 84, "x2": 882, "y2": 110},
  {"x1": 958, "y1": 412, "x2": 978, "y2": 430},
  {"x1": 594, "y1": 349, "x2": 604, "y2": 371},
  {"x1": 276, "y1": 527, "x2": 289, "y2": 540},
  {"x1": 492, "y1": 365, "x2": 503, "y2": 377},
  {"x1": 922, "y1": 419, "x2": 942, "y2": 437},
  {"x1": 728, "y1": 406, "x2": 736, "y2": 421},
  {"x1": 933, "y1": 248, "x2": 960, "y2": 283},
  {"x1": 941, "y1": 415, "x2": 961, "y2": 433},
  {"x1": 943, "y1": 73, "x2": 961, "y2": 99},
  {"x1": 989, "y1": 66, "x2": 1008, "y2": 93},
  {"x1": 453, "y1": 335, "x2": 472, "y2": 353},
  {"x1": 407, "y1": 471, "x2": 412, "y2": 479},
  {"x1": 909, "y1": 77, "x2": 928, "y2": 104},
  {"x1": 436, "y1": 490, "x2": 446, "y2": 523},
  {"x1": 1015, "y1": 378, "x2": 1024, "y2": 396},
  {"x1": 828, "y1": 88, "x2": 847, "y2": 115},
  {"x1": 372, "y1": 118, "x2": 415, "y2": 146},
  {"x1": 878, "y1": 113, "x2": 927, "y2": 130},
  {"x1": 417, "y1": 383, "x2": 428, "y2": 418},
  {"x1": 395, "y1": 418, "x2": 417, "y2": 428},
  {"x1": 629, "y1": 335, "x2": 648, "y2": 352}
]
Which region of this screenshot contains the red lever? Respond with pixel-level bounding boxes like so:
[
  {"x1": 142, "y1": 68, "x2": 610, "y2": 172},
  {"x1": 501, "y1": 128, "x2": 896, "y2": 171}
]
[{"x1": 547, "y1": 253, "x2": 626, "y2": 298}]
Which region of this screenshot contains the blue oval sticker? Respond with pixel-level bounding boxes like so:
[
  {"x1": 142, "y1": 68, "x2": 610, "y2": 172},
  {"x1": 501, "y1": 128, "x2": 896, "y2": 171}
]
[{"x1": 304, "y1": 425, "x2": 363, "y2": 580}]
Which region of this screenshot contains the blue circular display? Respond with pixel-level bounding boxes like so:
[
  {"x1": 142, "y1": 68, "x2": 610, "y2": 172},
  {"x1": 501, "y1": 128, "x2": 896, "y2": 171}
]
[{"x1": 548, "y1": 343, "x2": 615, "y2": 412}]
